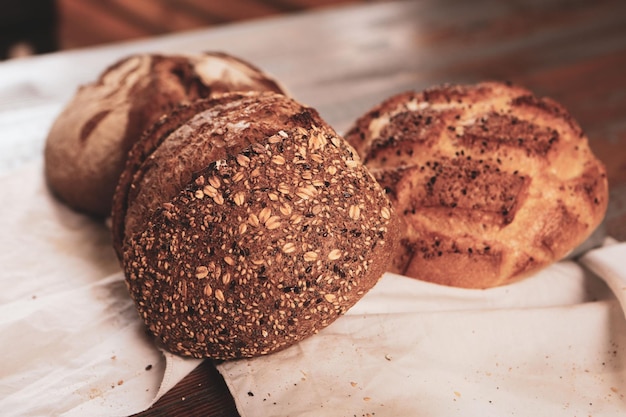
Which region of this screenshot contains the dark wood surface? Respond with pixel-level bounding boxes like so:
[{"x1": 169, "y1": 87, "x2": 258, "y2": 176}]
[
  {"x1": 1, "y1": 0, "x2": 625, "y2": 415},
  {"x1": 54, "y1": 0, "x2": 373, "y2": 50}
]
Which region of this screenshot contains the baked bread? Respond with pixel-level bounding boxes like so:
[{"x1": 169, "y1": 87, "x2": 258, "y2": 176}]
[
  {"x1": 345, "y1": 81, "x2": 608, "y2": 288},
  {"x1": 112, "y1": 91, "x2": 399, "y2": 359},
  {"x1": 44, "y1": 52, "x2": 286, "y2": 217}
]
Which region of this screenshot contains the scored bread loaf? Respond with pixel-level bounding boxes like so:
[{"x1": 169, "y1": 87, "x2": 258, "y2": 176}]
[
  {"x1": 44, "y1": 52, "x2": 286, "y2": 217},
  {"x1": 345, "y1": 81, "x2": 608, "y2": 288},
  {"x1": 112, "y1": 91, "x2": 399, "y2": 359}
]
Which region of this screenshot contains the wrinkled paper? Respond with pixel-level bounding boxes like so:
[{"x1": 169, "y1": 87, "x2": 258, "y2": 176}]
[
  {"x1": 2, "y1": 162, "x2": 626, "y2": 417},
  {"x1": 0, "y1": 162, "x2": 202, "y2": 417}
]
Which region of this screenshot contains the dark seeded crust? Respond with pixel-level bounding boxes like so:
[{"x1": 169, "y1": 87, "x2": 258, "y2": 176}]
[
  {"x1": 117, "y1": 92, "x2": 400, "y2": 359},
  {"x1": 111, "y1": 92, "x2": 320, "y2": 258},
  {"x1": 345, "y1": 81, "x2": 608, "y2": 288},
  {"x1": 44, "y1": 52, "x2": 286, "y2": 217}
]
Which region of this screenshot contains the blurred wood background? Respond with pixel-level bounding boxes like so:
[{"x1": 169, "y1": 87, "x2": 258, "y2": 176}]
[{"x1": 1, "y1": 0, "x2": 385, "y2": 58}]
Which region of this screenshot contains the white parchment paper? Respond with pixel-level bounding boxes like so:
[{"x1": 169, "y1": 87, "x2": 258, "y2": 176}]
[
  {"x1": 2, "y1": 161, "x2": 625, "y2": 417},
  {"x1": 0, "y1": 162, "x2": 202, "y2": 417}
]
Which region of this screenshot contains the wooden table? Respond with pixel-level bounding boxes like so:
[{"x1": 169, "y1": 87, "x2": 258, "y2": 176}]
[{"x1": 1, "y1": 0, "x2": 625, "y2": 415}]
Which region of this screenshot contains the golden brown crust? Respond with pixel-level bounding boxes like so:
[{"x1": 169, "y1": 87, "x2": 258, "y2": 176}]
[
  {"x1": 345, "y1": 81, "x2": 608, "y2": 288},
  {"x1": 116, "y1": 92, "x2": 399, "y2": 359},
  {"x1": 44, "y1": 52, "x2": 286, "y2": 217}
]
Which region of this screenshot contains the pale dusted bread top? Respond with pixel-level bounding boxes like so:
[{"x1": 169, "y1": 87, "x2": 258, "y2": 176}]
[
  {"x1": 345, "y1": 81, "x2": 608, "y2": 288},
  {"x1": 44, "y1": 52, "x2": 286, "y2": 217},
  {"x1": 114, "y1": 92, "x2": 399, "y2": 359}
]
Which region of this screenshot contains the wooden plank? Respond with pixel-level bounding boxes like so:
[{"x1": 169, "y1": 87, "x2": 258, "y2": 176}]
[
  {"x1": 58, "y1": 0, "x2": 151, "y2": 48},
  {"x1": 176, "y1": 0, "x2": 285, "y2": 22}
]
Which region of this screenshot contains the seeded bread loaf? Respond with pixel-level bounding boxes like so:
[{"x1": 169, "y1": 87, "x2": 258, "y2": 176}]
[
  {"x1": 345, "y1": 81, "x2": 608, "y2": 288},
  {"x1": 44, "y1": 52, "x2": 286, "y2": 217},
  {"x1": 112, "y1": 91, "x2": 399, "y2": 359}
]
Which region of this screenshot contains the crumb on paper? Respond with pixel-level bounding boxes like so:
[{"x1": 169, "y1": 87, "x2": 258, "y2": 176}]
[
  {"x1": 248, "y1": 391, "x2": 254, "y2": 397},
  {"x1": 111, "y1": 355, "x2": 116, "y2": 360},
  {"x1": 351, "y1": 381, "x2": 358, "y2": 387},
  {"x1": 384, "y1": 354, "x2": 392, "y2": 361},
  {"x1": 117, "y1": 380, "x2": 124, "y2": 386},
  {"x1": 454, "y1": 391, "x2": 461, "y2": 397},
  {"x1": 89, "y1": 388, "x2": 103, "y2": 399},
  {"x1": 145, "y1": 364, "x2": 153, "y2": 371},
  {"x1": 363, "y1": 397, "x2": 371, "y2": 402}
]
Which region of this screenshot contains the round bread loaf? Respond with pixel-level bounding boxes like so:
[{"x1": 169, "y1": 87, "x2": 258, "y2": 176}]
[
  {"x1": 44, "y1": 52, "x2": 286, "y2": 217},
  {"x1": 345, "y1": 81, "x2": 608, "y2": 288},
  {"x1": 112, "y1": 91, "x2": 399, "y2": 359}
]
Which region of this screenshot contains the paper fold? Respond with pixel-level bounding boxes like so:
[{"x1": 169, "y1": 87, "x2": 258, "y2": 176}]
[{"x1": 2, "y1": 162, "x2": 625, "y2": 417}]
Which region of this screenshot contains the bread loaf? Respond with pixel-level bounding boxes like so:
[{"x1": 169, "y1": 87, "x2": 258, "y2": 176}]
[
  {"x1": 44, "y1": 52, "x2": 286, "y2": 217},
  {"x1": 112, "y1": 91, "x2": 399, "y2": 359},
  {"x1": 345, "y1": 81, "x2": 608, "y2": 288}
]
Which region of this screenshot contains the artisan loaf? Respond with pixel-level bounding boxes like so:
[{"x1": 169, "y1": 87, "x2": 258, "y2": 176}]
[
  {"x1": 44, "y1": 52, "x2": 286, "y2": 217},
  {"x1": 345, "y1": 81, "x2": 608, "y2": 288},
  {"x1": 112, "y1": 91, "x2": 399, "y2": 359}
]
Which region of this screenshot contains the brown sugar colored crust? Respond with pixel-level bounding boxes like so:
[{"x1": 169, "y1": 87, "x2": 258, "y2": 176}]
[
  {"x1": 345, "y1": 81, "x2": 608, "y2": 288},
  {"x1": 44, "y1": 52, "x2": 286, "y2": 217},
  {"x1": 114, "y1": 92, "x2": 399, "y2": 359}
]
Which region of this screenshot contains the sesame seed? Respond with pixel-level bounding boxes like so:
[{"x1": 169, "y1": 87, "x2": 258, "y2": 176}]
[
  {"x1": 279, "y1": 203, "x2": 292, "y2": 216},
  {"x1": 252, "y1": 143, "x2": 266, "y2": 154},
  {"x1": 224, "y1": 256, "x2": 235, "y2": 266},
  {"x1": 233, "y1": 192, "x2": 246, "y2": 206},
  {"x1": 259, "y1": 207, "x2": 272, "y2": 223},
  {"x1": 324, "y1": 294, "x2": 337, "y2": 302},
  {"x1": 208, "y1": 176, "x2": 221, "y2": 188},
  {"x1": 196, "y1": 266, "x2": 209, "y2": 279},
  {"x1": 215, "y1": 289, "x2": 225, "y2": 302},
  {"x1": 271, "y1": 155, "x2": 286, "y2": 165},
  {"x1": 232, "y1": 171, "x2": 245, "y2": 183},
  {"x1": 213, "y1": 194, "x2": 224, "y2": 205},
  {"x1": 296, "y1": 185, "x2": 317, "y2": 200},
  {"x1": 236, "y1": 154, "x2": 250, "y2": 167},
  {"x1": 381, "y1": 206, "x2": 391, "y2": 220},
  {"x1": 303, "y1": 251, "x2": 318, "y2": 262},
  {"x1": 203, "y1": 185, "x2": 218, "y2": 198},
  {"x1": 278, "y1": 130, "x2": 288, "y2": 138},
  {"x1": 222, "y1": 273, "x2": 231, "y2": 285},
  {"x1": 328, "y1": 249, "x2": 342, "y2": 260},
  {"x1": 282, "y1": 242, "x2": 296, "y2": 253},
  {"x1": 349, "y1": 205, "x2": 361, "y2": 220},
  {"x1": 265, "y1": 216, "x2": 281, "y2": 230},
  {"x1": 203, "y1": 284, "x2": 212, "y2": 297},
  {"x1": 278, "y1": 183, "x2": 290, "y2": 194},
  {"x1": 248, "y1": 213, "x2": 260, "y2": 227}
]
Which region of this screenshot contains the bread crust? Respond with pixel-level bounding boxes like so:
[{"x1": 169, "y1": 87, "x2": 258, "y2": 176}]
[
  {"x1": 44, "y1": 52, "x2": 286, "y2": 217},
  {"x1": 114, "y1": 92, "x2": 399, "y2": 359},
  {"x1": 345, "y1": 81, "x2": 608, "y2": 288}
]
